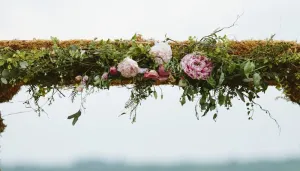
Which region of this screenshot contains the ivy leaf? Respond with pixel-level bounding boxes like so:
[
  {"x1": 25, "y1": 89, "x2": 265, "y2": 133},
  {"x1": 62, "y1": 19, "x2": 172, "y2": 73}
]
[
  {"x1": 236, "y1": 89, "x2": 245, "y2": 102},
  {"x1": 244, "y1": 61, "x2": 255, "y2": 78},
  {"x1": 207, "y1": 76, "x2": 216, "y2": 88},
  {"x1": 19, "y1": 61, "x2": 28, "y2": 69},
  {"x1": 67, "y1": 110, "x2": 81, "y2": 126},
  {"x1": 1, "y1": 77, "x2": 7, "y2": 84},
  {"x1": 253, "y1": 73, "x2": 261, "y2": 87}
]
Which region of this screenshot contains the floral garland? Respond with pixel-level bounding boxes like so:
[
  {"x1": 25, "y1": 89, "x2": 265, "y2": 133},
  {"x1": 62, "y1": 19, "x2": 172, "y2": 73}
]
[{"x1": 0, "y1": 33, "x2": 299, "y2": 129}]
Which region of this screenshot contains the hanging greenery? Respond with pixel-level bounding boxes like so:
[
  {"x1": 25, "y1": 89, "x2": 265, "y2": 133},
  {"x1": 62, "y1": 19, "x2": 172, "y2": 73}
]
[{"x1": 0, "y1": 33, "x2": 299, "y2": 131}]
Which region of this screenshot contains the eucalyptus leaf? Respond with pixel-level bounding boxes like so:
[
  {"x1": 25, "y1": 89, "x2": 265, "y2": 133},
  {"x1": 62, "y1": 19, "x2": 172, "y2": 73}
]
[
  {"x1": 218, "y1": 72, "x2": 225, "y2": 86},
  {"x1": 1, "y1": 69, "x2": 10, "y2": 78},
  {"x1": 1, "y1": 77, "x2": 7, "y2": 84}
]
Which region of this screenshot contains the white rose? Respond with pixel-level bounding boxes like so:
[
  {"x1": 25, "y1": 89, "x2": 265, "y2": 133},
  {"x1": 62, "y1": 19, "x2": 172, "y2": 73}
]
[{"x1": 150, "y1": 42, "x2": 172, "y2": 65}]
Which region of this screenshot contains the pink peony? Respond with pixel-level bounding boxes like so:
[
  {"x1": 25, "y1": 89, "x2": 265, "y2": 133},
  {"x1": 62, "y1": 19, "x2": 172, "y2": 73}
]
[
  {"x1": 144, "y1": 70, "x2": 159, "y2": 80},
  {"x1": 101, "y1": 72, "x2": 108, "y2": 80},
  {"x1": 109, "y1": 66, "x2": 118, "y2": 75},
  {"x1": 180, "y1": 53, "x2": 213, "y2": 80},
  {"x1": 158, "y1": 65, "x2": 170, "y2": 77},
  {"x1": 117, "y1": 57, "x2": 139, "y2": 78},
  {"x1": 150, "y1": 42, "x2": 172, "y2": 65}
]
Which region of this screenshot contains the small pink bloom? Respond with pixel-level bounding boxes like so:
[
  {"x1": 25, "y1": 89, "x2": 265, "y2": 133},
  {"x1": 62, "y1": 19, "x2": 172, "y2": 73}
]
[
  {"x1": 83, "y1": 75, "x2": 89, "y2": 82},
  {"x1": 144, "y1": 70, "x2": 159, "y2": 80},
  {"x1": 101, "y1": 72, "x2": 108, "y2": 80},
  {"x1": 109, "y1": 66, "x2": 118, "y2": 75},
  {"x1": 158, "y1": 65, "x2": 170, "y2": 77}
]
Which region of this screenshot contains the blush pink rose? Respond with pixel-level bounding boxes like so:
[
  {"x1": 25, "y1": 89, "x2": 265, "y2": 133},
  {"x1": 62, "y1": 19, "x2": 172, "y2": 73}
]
[{"x1": 101, "y1": 72, "x2": 108, "y2": 80}]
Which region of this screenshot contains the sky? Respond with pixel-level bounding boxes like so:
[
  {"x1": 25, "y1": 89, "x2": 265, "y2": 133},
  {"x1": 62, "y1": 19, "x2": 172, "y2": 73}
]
[{"x1": 1, "y1": 0, "x2": 300, "y2": 166}]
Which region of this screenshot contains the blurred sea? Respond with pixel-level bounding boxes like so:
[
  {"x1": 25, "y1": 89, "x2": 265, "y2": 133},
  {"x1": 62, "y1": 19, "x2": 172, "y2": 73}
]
[{"x1": 3, "y1": 159, "x2": 300, "y2": 171}]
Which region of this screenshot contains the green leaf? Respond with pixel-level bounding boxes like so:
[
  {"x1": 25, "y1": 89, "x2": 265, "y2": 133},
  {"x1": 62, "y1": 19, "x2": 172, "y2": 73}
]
[
  {"x1": 213, "y1": 113, "x2": 218, "y2": 121},
  {"x1": 1, "y1": 77, "x2": 7, "y2": 84},
  {"x1": 207, "y1": 76, "x2": 216, "y2": 88},
  {"x1": 243, "y1": 78, "x2": 253, "y2": 82},
  {"x1": 236, "y1": 89, "x2": 245, "y2": 102},
  {"x1": 1, "y1": 69, "x2": 10, "y2": 78},
  {"x1": 253, "y1": 73, "x2": 261, "y2": 87},
  {"x1": 218, "y1": 72, "x2": 225, "y2": 86},
  {"x1": 67, "y1": 110, "x2": 81, "y2": 126},
  {"x1": 0, "y1": 60, "x2": 5, "y2": 66},
  {"x1": 153, "y1": 90, "x2": 157, "y2": 99},
  {"x1": 180, "y1": 96, "x2": 186, "y2": 105},
  {"x1": 131, "y1": 34, "x2": 137, "y2": 41},
  {"x1": 202, "y1": 104, "x2": 211, "y2": 117},
  {"x1": 19, "y1": 61, "x2": 28, "y2": 69},
  {"x1": 218, "y1": 91, "x2": 225, "y2": 106},
  {"x1": 244, "y1": 61, "x2": 255, "y2": 78},
  {"x1": 178, "y1": 79, "x2": 187, "y2": 87}
]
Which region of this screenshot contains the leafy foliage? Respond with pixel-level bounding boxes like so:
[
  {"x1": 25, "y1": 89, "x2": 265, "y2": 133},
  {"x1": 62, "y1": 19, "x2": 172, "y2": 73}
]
[{"x1": 0, "y1": 33, "x2": 299, "y2": 127}]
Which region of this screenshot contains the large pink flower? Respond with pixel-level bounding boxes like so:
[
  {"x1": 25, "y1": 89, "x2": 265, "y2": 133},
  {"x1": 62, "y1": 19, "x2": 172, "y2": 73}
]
[
  {"x1": 180, "y1": 54, "x2": 213, "y2": 80},
  {"x1": 117, "y1": 57, "x2": 139, "y2": 78}
]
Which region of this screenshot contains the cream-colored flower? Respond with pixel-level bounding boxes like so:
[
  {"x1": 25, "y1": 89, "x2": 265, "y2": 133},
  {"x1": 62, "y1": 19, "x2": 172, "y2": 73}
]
[
  {"x1": 117, "y1": 57, "x2": 139, "y2": 78},
  {"x1": 150, "y1": 42, "x2": 172, "y2": 65}
]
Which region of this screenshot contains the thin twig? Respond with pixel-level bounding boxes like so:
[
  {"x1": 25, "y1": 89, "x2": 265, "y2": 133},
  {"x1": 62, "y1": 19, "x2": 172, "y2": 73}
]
[
  {"x1": 200, "y1": 13, "x2": 243, "y2": 41},
  {"x1": 2, "y1": 110, "x2": 33, "y2": 117}
]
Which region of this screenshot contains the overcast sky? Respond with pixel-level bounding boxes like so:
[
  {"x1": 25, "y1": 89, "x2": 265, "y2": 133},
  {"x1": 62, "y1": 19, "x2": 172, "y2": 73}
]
[{"x1": 1, "y1": 0, "x2": 300, "y2": 166}]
